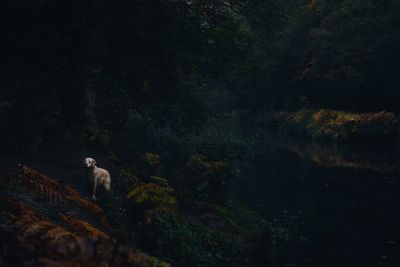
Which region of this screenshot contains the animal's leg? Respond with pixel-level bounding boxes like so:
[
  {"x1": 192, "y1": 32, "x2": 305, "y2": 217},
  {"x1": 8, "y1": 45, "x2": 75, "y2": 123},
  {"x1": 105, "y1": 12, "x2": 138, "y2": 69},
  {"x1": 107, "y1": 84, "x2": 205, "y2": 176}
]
[{"x1": 92, "y1": 179, "x2": 98, "y2": 200}]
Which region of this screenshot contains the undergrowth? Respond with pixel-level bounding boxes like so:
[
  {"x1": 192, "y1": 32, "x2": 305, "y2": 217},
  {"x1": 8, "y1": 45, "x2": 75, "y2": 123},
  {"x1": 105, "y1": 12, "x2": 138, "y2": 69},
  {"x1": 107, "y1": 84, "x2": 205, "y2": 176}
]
[{"x1": 263, "y1": 109, "x2": 399, "y2": 143}]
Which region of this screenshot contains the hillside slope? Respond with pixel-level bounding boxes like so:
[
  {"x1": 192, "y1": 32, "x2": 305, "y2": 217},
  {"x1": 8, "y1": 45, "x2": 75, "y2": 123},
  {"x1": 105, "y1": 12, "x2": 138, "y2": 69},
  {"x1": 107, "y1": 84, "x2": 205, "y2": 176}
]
[{"x1": 0, "y1": 164, "x2": 169, "y2": 267}]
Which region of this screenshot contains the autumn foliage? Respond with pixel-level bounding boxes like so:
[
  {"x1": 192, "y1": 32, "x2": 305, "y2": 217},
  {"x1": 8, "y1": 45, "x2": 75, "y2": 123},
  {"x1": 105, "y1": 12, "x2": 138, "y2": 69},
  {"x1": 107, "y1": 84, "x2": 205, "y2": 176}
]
[
  {"x1": 264, "y1": 110, "x2": 399, "y2": 143},
  {"x1": 0, "y1": 164, "x2": 170, "y2": 267}
]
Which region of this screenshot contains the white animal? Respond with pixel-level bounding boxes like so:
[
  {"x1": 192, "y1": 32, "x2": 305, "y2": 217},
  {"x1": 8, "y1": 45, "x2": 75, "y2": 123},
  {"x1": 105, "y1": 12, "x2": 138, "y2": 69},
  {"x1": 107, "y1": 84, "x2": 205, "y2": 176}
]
[{"x1": 83, "y1": 157, "x2": 111, "y2": 200}]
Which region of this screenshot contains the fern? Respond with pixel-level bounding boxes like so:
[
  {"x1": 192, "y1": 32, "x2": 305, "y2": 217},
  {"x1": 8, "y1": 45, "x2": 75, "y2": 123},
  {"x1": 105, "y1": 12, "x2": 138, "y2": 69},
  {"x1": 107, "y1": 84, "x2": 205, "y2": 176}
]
[
  {"x1": 61, "y1": 213, "x2": 111, "y2": 240},
  {"x1": 13, "y1": 164, "x2": 110, "y2": 228},
  {"x1": 127, "y1": 182, "x2": 178, "y2": 215},
  {"x1": 0, "y1": 166, "x2": 171, "y2": 267},
  {"x1": 149, "y1": 176, "x2": 169, "y2": 186}
]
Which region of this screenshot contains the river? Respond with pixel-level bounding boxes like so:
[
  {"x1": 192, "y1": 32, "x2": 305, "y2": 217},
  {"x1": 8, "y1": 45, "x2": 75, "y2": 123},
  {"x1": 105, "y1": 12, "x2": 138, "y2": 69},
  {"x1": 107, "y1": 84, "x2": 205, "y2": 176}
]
[{"x1": 238, "y1": 131, "x2": 400, "y2": 267}]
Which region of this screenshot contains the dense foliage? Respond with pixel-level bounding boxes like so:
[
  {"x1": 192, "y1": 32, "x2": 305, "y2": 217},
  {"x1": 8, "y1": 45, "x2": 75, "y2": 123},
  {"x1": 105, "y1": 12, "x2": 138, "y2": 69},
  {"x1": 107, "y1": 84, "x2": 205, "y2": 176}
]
[
  {"x1": 3, "y1": 0, "x2": 400, "y2": 152},
  {"x1": 242, "y1": 0, "x2": 400, "y2": 112},
  {"x1": 0, "y1": 165, "x2": 170, "y2": 267},
  {"x1": 262, "y1": 110, "x2": 399, "y2": 143},
  {"x1": 1, "y1": 0, "x2": 400, "y2": 266}
]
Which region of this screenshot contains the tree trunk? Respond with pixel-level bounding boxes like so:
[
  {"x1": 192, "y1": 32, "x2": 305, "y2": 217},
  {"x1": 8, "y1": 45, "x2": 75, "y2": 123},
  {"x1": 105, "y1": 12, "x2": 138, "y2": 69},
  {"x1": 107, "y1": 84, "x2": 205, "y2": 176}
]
[
  {"x1": 84, "y1": 28, "x2": 105, "y2": 127},
  {"x1": 85, "y1": 67, "x2": 100, "y2": 127}
]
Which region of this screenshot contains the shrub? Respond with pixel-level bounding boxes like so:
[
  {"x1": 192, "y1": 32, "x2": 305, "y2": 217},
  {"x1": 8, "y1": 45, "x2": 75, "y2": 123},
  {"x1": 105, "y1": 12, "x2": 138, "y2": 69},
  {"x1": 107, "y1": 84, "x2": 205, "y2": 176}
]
[
  {"x1": 264, "y1": 109, "x2": 399, "y2": 143},
  {"x1": 184, "y1": 155, "x2": 229, "y2": 204},
  {"x1": 127, "y1": 179, "x2": 178, "y2": 223},
  {"x1": 138, "y1": 204, "x2": 276, "y2": 267}
]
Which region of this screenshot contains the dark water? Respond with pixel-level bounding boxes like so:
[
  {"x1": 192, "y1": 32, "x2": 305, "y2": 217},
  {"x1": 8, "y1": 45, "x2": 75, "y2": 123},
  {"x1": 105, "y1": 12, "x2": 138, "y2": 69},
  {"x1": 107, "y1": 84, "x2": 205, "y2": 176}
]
[{"x1": 240, "y1": 132, "x2": 400, "y2": 267}]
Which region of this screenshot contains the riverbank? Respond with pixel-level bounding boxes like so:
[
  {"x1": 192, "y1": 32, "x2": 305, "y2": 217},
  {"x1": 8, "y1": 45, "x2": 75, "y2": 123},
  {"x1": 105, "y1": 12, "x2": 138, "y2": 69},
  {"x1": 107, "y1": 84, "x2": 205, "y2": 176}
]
[
  {"x1": 260, "y1": 110, "x2": 399, "y2": 144},
  {"x1": 0, "y1": 151, "x2": 280, "y2": 267}
]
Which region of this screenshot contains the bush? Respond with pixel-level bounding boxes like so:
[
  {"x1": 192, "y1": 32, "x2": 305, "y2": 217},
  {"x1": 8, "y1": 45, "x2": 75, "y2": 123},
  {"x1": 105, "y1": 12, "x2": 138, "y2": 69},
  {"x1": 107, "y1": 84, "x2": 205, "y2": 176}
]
[
  {"x1": 184, "y1": 155, "x2": 229, "y2": 203},
  {"x1": 264, "y1": 109, "x2": 399, "y2": 143},
  {"x1": 137, "y1": 204, "x2": 276, "y2": 267},
  {"x1": 126, "y1": 179, "x2": 178, "y2": 224}
]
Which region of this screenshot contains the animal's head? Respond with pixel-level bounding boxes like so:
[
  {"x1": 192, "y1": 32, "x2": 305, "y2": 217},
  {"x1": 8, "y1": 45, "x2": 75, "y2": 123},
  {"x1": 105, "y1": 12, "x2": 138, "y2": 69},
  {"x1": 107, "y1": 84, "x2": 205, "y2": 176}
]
[{"x1": 83, "y1": 157, "x2": 97, "y2": 168}]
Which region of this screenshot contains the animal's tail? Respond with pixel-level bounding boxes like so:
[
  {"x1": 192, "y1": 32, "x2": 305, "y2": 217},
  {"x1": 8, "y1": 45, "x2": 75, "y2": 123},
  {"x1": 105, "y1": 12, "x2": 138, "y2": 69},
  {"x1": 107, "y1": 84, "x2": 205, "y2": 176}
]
[{"x1": 104, "y1": 181, "x2": 111, "y2": 192}]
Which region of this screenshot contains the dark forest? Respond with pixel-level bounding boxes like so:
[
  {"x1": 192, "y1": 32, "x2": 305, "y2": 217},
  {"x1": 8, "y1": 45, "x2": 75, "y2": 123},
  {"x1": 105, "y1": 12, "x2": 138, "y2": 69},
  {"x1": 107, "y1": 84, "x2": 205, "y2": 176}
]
[{"x1": 1, "y1": 0, "x2": 400, "y2": 266}]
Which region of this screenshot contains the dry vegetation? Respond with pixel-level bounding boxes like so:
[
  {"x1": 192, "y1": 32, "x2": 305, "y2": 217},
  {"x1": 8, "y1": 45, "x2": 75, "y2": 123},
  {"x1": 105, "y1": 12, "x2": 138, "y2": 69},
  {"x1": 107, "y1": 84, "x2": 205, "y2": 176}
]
[
  {"x1": 0, "y1": 165, "x2": 170, "y2": 267},
  {"x1": 264, "y1": 110, "x2": 399, "y2": 143}
]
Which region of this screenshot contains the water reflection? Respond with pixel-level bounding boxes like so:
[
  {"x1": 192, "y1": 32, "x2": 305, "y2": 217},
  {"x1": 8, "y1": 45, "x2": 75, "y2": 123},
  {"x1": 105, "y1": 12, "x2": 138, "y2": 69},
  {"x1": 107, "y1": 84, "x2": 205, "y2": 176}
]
[
  {"x1": 240, "y1": 130, "x2": 400, "y2": 267},
  {"x1": 262, "y1": 132, "x2": 400, "y2": 173}
]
